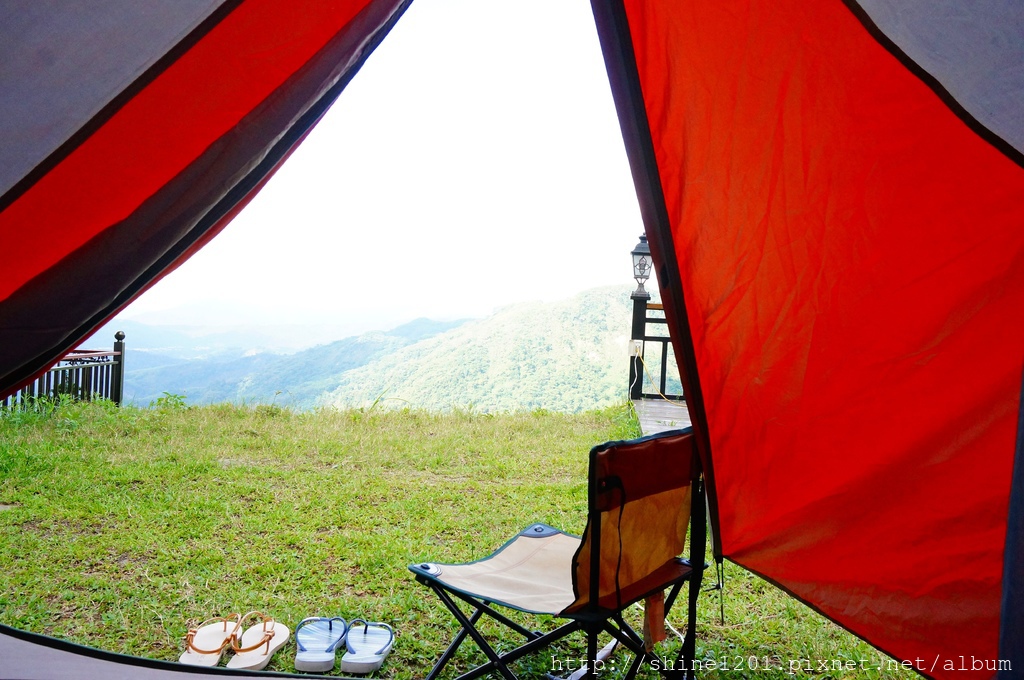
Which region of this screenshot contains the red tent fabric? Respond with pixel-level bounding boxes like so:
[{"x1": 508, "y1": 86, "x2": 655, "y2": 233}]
[
  {"x1": 0, "y1": 0, "x2": 411, "y2": 398},
  {"x1": 592, "y1": 0, "x2": 1024, "y2": 677}
]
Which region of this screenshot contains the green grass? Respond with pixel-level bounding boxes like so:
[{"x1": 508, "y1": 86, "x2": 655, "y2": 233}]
[{"x1": 0, "y1": 400, "x2": 911, "y2": 679}]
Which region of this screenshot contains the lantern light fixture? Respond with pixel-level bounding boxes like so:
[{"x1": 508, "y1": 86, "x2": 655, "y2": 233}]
[{"x1": 631, "y1": 235, "x2": 652, "y2": 299}]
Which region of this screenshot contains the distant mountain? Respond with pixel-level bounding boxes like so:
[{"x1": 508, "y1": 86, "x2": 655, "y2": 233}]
[
  {"x1": 117, "y1": 317, "x2": 470, "y2": 407},
  {"x1": 109, "y1": 286, "x2": 677, "y2": 413},
  {"x1": 321, "y1": 286, "x2": 637, "y2": 413},
  {"x1": 82, "y1": 315, "x2": 411, "y2": 356}
]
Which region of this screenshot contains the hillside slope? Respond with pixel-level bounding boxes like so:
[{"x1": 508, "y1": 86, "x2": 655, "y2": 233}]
[
  {"x1": 322, "y1": 286, "x2": 634, "y2": 412},
  {"x1": 117, "y1": 286, "x2": 650, "y2": 412},
  {"x1": 122, "y1": 318, "x2": 466, "y2": 407}
]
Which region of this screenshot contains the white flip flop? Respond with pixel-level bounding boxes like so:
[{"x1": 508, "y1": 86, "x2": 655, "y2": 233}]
[
  {"x1": 340, "y1": 619, "x2": 394, "y2": 674},
  {"x1": 226, "y1": 611, "x2": 290, "y2": 671},
  {"x1": 178, "y1": 613, "x2": 240, "y2": 666}
]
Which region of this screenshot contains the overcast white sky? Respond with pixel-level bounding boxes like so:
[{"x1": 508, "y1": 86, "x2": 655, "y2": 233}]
[{"x1": 119, "y1": 1, "x2": 645, "y2": 338}]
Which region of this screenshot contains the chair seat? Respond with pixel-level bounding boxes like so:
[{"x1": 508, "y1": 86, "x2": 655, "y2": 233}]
[{"x1": 410, "y1": 524, "x2": 579, "y2": 615}]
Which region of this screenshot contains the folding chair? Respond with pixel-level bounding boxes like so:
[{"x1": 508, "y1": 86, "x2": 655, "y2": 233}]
[{"x1": 409, "y1": 428, "x2": 707, "y2": 680}]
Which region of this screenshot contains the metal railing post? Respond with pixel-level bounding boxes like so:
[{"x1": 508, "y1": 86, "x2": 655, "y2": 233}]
[
  {"x1": 629, "y1": 291, "x2": 649, "y2": 400},
  {"x1": 111, "y1": 331, "x2": 125, "y2": 406}
]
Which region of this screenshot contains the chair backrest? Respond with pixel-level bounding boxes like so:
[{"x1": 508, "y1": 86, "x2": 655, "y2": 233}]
[{"x1": 564, "y1": 428, "x2": 697, "y2": 615}]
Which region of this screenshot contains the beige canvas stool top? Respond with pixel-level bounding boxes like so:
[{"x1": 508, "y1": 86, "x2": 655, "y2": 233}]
[{"x1": 414, "y1": 524, "x2": 580, "y2": 614}]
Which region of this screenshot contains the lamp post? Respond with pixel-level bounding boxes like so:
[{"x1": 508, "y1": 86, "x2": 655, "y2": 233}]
[
  {"x1": 631, "y1": 235, "x2": 652, "y2": 300},
  {"x1": 629, "y1": 235, "x2": 650, "y2": 400},
  {"x1": 111, "y1": 331, "x2": 125, "y2": 406}
]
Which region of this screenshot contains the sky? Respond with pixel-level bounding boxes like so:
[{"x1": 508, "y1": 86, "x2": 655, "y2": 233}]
[{"x1": 118, "y1": 1, "x2": 646, "y2": 343}]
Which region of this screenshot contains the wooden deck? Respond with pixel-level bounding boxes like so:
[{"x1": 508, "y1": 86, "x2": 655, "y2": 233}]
[{"x1": 632, "y1": 398, "x2": 691, "y2": 436}]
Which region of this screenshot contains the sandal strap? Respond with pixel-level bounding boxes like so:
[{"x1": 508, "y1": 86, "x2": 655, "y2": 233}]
[
  {"x1": 231, "y1": 612, "x2": 276, "y2": 654},
  {"x1": 347, "y1": 619, "x2": 394, "y2": 655},
  {"x1": 185, "y1": 630, "x2": 231, "y2": 656},
  {"x1": 295, "y1": 616, "x2": 347, "y2": 652},
  {"x1": 232, "y1": 630, "x2": 274, "y2": 654},
  {"x1": 183, "y1": 614, "x2": 240, "y2": 655}
]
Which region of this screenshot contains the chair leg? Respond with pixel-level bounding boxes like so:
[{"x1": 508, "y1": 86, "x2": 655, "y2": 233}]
[
  {"x1": 437, "y1": 582, "x2": 540, "y2": 640},
  {"x1": 429, "y1": 584, "x2": 519, "y2": 680},
  {"x1": 426, "y1": 605, "x2": 484, "y2": 680},
  {"x1": 599, "y1": 616, "x2": 647, "y2": 680},
  {"x1": 623, "y1": 651, "x2": 646, "y2": 680},
  {"x1": 663, "y1": 579, "x2": 685, "y2": 615},
  {"x1": 677, "y1": 478, "x2": 709, "y2": 680},
  {"x1": 675, "y1": 573, "x2": 702, "y2": 680},
  {"x1": 582, "y1": 623, "x2": 599, "y2": 680},
  {"x1": 463, "y1": 622, "x2": 583, "y2": 680},
  {"x1": 602, "y1": 610, "x2": 696, "y2": 680},
  {"x1": 421, "y1": 578, "x2": 703, "y2": 680},
  {"x1": 425, "y1": 581, "x2": 586, "y2": 680}
]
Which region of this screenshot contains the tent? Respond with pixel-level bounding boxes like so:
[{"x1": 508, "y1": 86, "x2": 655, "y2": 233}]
[
  {"x1": 1, "y1": 1, "x2": 1022, "y2": 678},
  {"x1": 590, "y1": 2, "x2": 1024, "y2": 677}
]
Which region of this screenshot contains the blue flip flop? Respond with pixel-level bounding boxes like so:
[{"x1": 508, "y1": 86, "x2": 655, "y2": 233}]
[
  {"x1": 340, "y1": 619, "x2": 394, "y2": 674},
  {"x1": 294, "y1": 616, "x2": 347, "y2": 673}
]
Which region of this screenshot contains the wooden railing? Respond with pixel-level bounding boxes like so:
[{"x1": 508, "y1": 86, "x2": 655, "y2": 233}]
[
  {"x1": 629, "y1": 298, "x2": 684, "y2": 401},
  {"x1": 2, "y1": 332, "x2": 126, "y2": 409}
]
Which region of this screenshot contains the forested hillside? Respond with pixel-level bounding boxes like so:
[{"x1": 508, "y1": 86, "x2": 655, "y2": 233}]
[
  {"x1": 322, "y1": 286, "x2": 634, "y2": 412},
  {"x1": 118, "y1": 285, "x2": 656, "y2": 412}
]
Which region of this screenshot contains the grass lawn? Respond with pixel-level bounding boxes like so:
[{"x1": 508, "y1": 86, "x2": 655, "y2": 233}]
[{"x1": 0, "y1": 400, "x2": 912, "y2": 678}]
